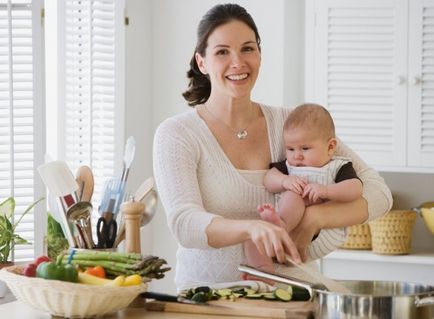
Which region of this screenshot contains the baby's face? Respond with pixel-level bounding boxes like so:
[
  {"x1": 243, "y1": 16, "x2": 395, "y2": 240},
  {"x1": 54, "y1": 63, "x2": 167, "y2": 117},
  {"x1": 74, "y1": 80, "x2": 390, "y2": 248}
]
[{"x1": 283, "y1": 129, "x2": 336, "y2": 167}]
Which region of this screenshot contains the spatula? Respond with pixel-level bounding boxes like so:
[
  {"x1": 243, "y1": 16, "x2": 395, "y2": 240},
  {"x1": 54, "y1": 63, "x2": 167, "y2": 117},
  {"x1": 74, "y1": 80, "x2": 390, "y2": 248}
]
[
  {"x1": 38, "y1": 161, "x2": 79, "y2": 247},
  {"x1": 75, "y1": 165, "x2": 94, "y2": 202}
]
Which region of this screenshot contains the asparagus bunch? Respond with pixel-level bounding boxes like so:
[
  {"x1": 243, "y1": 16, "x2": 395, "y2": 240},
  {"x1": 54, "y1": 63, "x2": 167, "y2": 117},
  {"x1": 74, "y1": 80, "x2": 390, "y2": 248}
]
[{"x1": 61, "y1": 250, "x2": 171, "y2": 279}]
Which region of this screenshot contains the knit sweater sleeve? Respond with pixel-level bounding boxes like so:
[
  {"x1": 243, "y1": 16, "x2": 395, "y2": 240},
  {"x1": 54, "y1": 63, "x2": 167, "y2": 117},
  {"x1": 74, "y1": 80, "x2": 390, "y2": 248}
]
[
  {"x1": 153, "y1": 116, "x2": 218, "y2": 249},
  {"x1": 335, "y1": 138, "x2": 393, "y2": 221}
]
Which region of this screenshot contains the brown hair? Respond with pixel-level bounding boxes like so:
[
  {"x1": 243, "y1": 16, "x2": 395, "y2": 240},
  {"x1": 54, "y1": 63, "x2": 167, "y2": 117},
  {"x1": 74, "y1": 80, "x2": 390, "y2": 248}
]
[
  {"x1": 182, "y1": 4, "x2": 261, "y2": 107},
  {"x1": 284, "y1": 103, "x2": 335, "y2": 140}
]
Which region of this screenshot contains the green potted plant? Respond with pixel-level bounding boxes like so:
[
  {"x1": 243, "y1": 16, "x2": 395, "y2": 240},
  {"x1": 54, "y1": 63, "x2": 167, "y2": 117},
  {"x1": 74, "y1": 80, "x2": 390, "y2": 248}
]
[
  {"x1": 0, "y1": 197, "x2": 43, "y2": 297},
  {"x1": 0, "y1": 197, "x2": 44, "y2": 264}
]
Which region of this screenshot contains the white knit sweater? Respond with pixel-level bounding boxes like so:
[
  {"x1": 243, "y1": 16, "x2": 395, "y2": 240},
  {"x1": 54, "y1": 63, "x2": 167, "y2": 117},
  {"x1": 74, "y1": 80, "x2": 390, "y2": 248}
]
[{"x1": 153, "y1": 104, "x2": 392, "y2": 291}]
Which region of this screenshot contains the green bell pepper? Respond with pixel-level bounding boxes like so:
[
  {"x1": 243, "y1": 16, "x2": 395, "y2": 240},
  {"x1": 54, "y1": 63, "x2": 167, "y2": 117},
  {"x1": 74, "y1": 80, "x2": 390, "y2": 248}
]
[{"x1": 36, "y1": 254, "x2": 78, "y2": 282}]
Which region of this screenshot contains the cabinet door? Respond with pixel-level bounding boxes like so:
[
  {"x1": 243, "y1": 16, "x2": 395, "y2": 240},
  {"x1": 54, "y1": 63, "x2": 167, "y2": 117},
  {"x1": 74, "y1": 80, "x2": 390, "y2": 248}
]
[
  {"x1": 306, "y1": 0, "x2": 408, "y2": 167},
  {"x1": 408, "y1": 0, "x2": 434, "y2": 167}
]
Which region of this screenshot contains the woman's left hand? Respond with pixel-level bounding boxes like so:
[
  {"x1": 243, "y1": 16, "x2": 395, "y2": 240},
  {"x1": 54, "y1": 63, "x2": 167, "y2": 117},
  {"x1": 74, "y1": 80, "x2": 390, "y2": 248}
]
[{"x1": 289, "y1": 205, "x2": 321, "y2": 262}]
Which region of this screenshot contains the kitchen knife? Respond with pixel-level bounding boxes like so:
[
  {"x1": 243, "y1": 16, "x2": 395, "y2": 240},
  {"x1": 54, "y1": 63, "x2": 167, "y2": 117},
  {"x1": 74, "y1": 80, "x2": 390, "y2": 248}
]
[{"x1": 141, "y1": 291, "x2": 208, "y2": 305}]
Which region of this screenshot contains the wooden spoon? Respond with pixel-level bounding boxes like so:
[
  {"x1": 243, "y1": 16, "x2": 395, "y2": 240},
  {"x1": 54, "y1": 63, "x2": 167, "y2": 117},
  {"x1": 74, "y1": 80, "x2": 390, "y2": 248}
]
[{"x1": 75, "y1": 165, "x2": 94, "y2": 202}]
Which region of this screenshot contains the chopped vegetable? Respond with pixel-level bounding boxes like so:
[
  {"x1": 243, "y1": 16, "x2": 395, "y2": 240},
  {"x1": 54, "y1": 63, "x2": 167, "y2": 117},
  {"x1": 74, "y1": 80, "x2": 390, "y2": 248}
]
[
  {"x1": 291, "y1": 285, "x2": 311, "y2": 301},
  {"x1": 273, "y1": 288, "x2": 292, "y2": 301},
  {"x1": 191, "y1": 292, "x2": 208, "y2": 303}
]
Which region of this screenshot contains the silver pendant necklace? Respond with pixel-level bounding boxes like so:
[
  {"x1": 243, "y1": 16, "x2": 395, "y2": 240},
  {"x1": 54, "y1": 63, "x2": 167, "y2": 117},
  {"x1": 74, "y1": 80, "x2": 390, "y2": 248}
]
[{"x1": 204, "y1": 104, "x2": 254, "y2": 140}]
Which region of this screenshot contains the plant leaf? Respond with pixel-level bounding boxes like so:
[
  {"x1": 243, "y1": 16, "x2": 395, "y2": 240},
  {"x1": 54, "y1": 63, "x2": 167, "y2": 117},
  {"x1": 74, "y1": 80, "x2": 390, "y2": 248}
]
[
  {"x1": 13, "y1": 234, "x2": 28, "y2": 245},
  {"x1": 0, "y1": 197, "x2": 15, "y2": 219},
  {"x1": 13, "y1": 197, "x2": 44, "y2": 230}
]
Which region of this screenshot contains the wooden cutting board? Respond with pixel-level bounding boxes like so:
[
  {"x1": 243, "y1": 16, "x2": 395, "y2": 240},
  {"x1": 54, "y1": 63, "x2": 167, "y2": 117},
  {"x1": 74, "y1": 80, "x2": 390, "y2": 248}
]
[{"x1": 139, "y1": 298, "x2": 315, "y2": 319}]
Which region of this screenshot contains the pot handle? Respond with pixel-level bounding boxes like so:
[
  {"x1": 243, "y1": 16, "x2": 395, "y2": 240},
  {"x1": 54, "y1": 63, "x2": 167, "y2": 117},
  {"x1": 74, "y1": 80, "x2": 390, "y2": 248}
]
[
  {"x1": 415, "y1": 296, "x2": 434, "y2": 307},
  {"x1": 238, "y1": 264, "x2": 315, "y2": 300}
]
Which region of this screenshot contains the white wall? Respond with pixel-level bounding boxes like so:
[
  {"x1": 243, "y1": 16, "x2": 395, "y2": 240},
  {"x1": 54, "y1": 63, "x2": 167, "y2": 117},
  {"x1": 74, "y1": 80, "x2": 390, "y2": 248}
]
[{"x1": 125, "y1": 0, "x2": 304, "y2": 293}]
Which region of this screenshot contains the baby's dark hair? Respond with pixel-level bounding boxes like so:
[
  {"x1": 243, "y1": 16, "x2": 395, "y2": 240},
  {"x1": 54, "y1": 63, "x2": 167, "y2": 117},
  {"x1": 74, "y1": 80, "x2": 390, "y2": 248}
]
[
  {"x1": 182, "y1": 3, "x2": 261, "y2": 107},
  {"x1": 284, "y1": 103, "x2": 336, "y2": 140}
]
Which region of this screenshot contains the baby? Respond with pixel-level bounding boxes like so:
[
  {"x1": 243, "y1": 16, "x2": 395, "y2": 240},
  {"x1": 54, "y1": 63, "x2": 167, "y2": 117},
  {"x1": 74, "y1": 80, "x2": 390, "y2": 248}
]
[{"x1": 243, "y1": 103, "x2": 363, "y2": 275}]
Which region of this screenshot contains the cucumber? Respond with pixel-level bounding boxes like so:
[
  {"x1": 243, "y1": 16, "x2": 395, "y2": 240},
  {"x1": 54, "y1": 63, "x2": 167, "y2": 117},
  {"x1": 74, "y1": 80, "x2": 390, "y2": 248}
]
[
  {"x1": 263, "y1": 292, "x2": 277, "y2": 300},
  {"x1": 243, "y1": 288, "x2": 256, "y2": 296},
  {"x1": 194, "y1": 286, "x2": 211, "y2": 293},
  {"x1": 291, "y1": 286, "x2": 311, "y2": 301},
  {"x1": 216, "y1": 288, "x2": 233, "y2": 297},
  {"x1": 274, "y1": 288, "x2": 292, "y2": 302},
  {"x1": 191, "y1": 292, "x2": 208, "y2": 303}
]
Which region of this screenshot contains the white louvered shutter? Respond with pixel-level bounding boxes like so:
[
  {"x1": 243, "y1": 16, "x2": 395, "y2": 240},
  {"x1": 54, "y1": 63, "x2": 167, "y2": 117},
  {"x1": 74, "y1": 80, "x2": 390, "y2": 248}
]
[
  {"x1": 0, "y1": 0, "x2": 45, "y2": 262},
  {"x1": 308, "y1": 0, "x2": 408, "y2": 167},
  {"x1": 408, "y1": 0, "x2": 434, "y2": 167},
  {"x1": 60, "y1": 0, "x2": 124, "y2": 224}
]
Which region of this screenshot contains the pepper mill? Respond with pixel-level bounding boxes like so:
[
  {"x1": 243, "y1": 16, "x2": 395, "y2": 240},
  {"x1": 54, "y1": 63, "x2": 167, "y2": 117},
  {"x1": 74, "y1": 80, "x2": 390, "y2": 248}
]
[{"x1": 121, "y1": 200, "x2": 145, "y2": 253}]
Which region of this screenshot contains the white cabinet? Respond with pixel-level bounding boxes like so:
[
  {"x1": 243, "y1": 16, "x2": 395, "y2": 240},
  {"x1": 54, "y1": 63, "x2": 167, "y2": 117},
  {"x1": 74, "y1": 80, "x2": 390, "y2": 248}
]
[{"x1": 305, "y1": 0, "x2": 434, "y2": 171}]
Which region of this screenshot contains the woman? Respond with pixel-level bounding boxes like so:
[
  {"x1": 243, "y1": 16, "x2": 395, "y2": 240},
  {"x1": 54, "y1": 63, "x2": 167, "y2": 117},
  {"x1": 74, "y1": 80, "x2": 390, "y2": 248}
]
[{"x1": 153, "y1": 3, "x2": 392, "y2": 291}]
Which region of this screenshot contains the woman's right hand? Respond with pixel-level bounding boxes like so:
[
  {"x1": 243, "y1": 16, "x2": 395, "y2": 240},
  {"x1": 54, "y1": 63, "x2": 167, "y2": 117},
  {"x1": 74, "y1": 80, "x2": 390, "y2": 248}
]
[{"x1": 247, "y1": 220, "x2": 301, "y2": 264}]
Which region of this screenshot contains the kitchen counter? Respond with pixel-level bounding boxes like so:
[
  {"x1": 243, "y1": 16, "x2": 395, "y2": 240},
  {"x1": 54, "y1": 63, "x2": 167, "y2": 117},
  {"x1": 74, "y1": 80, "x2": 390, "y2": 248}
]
[
  {"x1": 1, "y1": 299, "x2": 314, "y2": 319},
  {"x1": 0, "y1": 300, "x2": 256, "y2": 319}
]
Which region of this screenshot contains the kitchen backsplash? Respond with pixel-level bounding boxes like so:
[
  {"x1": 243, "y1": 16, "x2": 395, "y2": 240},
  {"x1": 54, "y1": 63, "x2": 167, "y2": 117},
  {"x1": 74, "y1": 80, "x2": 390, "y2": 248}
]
[{"x1": 380, "y1": 172, "x2": 434, "y2": 251}]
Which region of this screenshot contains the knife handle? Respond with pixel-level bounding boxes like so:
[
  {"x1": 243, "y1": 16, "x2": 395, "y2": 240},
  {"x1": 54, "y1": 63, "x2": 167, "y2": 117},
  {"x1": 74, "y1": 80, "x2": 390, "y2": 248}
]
[{"x1": 141, "y1": 291, "x2": 178, "y2": 302}]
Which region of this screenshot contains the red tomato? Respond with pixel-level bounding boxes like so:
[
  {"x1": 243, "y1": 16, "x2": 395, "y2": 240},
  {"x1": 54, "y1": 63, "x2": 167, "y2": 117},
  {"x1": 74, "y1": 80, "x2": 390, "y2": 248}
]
[
  {"x1": 34, "y1": 255, "x2": 51, "y2": 267},
  {"x1": 23, "y1": 263, "x2": 37, "y2": 277}
]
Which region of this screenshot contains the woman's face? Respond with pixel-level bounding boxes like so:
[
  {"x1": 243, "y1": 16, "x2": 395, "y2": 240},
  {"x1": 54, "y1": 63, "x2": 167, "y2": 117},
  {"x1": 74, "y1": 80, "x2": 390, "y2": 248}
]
[{"x1": 196, "y1": 20, "x2": 261, "y2": 100}]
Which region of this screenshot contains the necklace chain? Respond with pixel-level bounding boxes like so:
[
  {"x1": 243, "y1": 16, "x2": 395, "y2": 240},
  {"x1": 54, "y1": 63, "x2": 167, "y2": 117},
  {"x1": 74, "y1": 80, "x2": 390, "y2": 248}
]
[{"x1": 204, "y1": 104, "x2": 254, "y2": 140}]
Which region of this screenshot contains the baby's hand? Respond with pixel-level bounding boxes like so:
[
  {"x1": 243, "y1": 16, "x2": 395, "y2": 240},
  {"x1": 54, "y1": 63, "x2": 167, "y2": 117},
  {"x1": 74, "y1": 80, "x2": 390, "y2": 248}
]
[
  {"x1": 302, "y1": 183, "x2": 327, "y2": 203},
  {"x1": 282, "y1": 176, "x2": 307, "y2": 195}
]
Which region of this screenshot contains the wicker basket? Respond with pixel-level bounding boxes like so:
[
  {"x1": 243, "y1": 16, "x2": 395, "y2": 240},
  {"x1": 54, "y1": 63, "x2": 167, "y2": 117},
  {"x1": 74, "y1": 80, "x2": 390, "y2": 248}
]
[
  {"x1": 369, "y1": 210, "x2": 417, "y2": 255},
  {"x1": 341, "y1": 224, "x2": 372, "y2": 249},
  {"x1": 0, "y1": 266, "x2": 147, "y2": 318}
]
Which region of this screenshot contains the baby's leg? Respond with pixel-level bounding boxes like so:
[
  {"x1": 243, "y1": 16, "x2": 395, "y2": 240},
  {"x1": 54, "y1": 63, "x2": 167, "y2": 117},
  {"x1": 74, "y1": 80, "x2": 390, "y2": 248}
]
[
  {"x1": 257, "y1": 203, "x2": 285, "y2": 228},
  {"x1": 278, "y1": 190, "x2": 306, "y2": 233},
  {"x1": 242, "y1": 240, "x2": 275, "y2": 284},
  {"x1": 241, "y1": 204, "x2": 281, "y2": 281}
]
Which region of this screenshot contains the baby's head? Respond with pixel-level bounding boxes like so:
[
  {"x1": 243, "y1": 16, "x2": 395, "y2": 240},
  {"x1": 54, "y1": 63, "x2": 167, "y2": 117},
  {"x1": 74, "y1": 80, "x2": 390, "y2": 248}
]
[{"x1": 283, "y1": 103, "x2": 337, "y2": 167}]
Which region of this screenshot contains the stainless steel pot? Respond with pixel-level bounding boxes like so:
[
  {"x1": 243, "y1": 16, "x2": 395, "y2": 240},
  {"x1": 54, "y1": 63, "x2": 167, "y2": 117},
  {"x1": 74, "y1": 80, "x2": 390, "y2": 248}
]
[{"x1": 239, "y1": 265, "x2": 434, "y2": 319}]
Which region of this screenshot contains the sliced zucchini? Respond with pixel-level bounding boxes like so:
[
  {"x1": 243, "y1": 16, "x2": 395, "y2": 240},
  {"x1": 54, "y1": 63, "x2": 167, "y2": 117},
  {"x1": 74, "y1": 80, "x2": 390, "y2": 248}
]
[
  {"x1": 185, "y1": 288, "x2": 194, "y2": 299},
  {"x1": 194, "y1": 286, "x2": 211, "y2": 294},
  {"x1": 232, "y1": 288, "x2": 247, "y2": 296},
  {"x1": 262, "y1": 292, "x2": 277, "y2": 300},
  {"x1": 291, "y1": 286, "x2": 311, "y2": 301},
  {"x1": 243, "y1": 288, "x2": 257, "y2": 296},
  {"x1": 273, "y1": 288, "x2": 292, "y2": 302},
  {"x1": 245, "y1": 293, "x2": 263, "y2": 299},
  {"x1": 216, "y1": 288, "x2": 233, "y2": 297},
  {"x1": 191, "y1": 292, "x2": 208, "y2": 303}
]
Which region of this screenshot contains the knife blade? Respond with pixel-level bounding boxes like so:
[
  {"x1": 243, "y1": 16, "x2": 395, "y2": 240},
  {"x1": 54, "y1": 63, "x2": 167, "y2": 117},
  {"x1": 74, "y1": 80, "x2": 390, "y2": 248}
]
[{"x1": 141, "y1": 291, "x2": 209, "y2": 305}]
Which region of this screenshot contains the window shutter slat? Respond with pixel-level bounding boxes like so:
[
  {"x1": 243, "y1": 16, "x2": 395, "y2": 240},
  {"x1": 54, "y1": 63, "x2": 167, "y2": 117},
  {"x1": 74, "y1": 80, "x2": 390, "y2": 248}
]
[
  {"x1": 0, "y1": 0, "x2": 42, "y2": 262},
  {"x1": 62, "y1": 0, "x2": 121, "y2": 235}
]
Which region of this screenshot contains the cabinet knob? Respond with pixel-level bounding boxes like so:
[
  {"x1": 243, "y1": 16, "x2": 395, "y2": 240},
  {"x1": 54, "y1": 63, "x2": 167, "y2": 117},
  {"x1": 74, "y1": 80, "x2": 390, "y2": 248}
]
[
  {"x1": 395, "y1": 76, "x2": 405, "y2": 85},
  {"x1": 412, "y1": 77, "x2": 422, "y2": 85}
]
